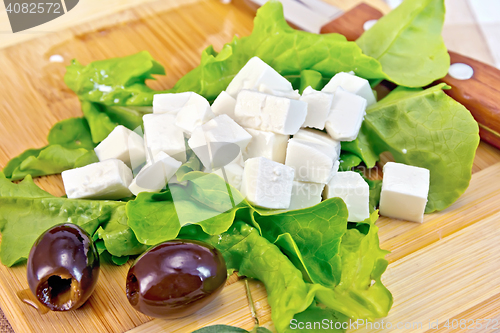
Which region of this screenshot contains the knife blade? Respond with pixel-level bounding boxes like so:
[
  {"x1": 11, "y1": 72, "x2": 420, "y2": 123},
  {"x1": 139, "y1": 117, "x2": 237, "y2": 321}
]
[
  {"x1": 245, "y1": 0, "x2": 343, "y2": 33},
  {"x1": 245, "y1": 0, "x2": 500, "y2": 150}
]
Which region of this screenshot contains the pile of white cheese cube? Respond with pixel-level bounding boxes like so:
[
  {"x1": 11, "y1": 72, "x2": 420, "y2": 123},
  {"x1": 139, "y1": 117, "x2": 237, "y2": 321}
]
[{"x1": 61, "y1": 56, "x2": 431, "y2": 223}]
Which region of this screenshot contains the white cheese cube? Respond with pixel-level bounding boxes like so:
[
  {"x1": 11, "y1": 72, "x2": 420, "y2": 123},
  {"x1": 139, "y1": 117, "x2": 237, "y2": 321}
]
[
  {"x1": 188, "y1": 114, "x2": 252, "y2": 169},
  {"x1": 243, "y1": 128, "x2": 289, "y2": 164},
  {"x1": 257, "y1": 84, "x2": 300, "y2": 100},
  {"x1": 325, "y1": 88, "x2": 367, "y2": 141},
  {"x1": 324, "y1": 171, "x2": 370, "y2": 222},
  {"x1": 288, "y1": 181, "x2": 325, "y2": 210},
  {"x1": 234, "y1": 90, "x2": 307, "y2": 135},
  {"x1": 293, "y1": 129, "x2": 341, "y2": 158},
  {"x1": 62, "y1": 159, "x2": 133, "y2": 200},
  {"x1": 175, "y1": 96, "x2": 215, "y2": 135},
  {"x1": 379, "y1": 162, "x2": 430, "y2": 223},
  {"x1": 326, "y1": 160, "x2": 341, "y2": 183},
  {"x1": 128, "y1": 152, "x2": 182, "y2": 196},
  {"x1": 285, "y1": 138, "x2": 337, "y2": 184},
  {"x1": 322, "y1": 72, "x2": 376, "y2": 106},
  {"x1": 94, "y1": 125, "x2": 146, "y2": 169},
  {"x1": 153, "y1": 92, "x2": 193, "y2": 114},
  {"x1": 240, "y1": 157, "x2": 295, "y2": 209},
  {"x1": 226, "y1": 57, "x2": 293, "y2": 98},
  {"x1": 299, "y1": 86, "x2": 334, "y2": 130},
  {"x1": 143, "y1": 113, "x2": 186, "y2": 163},
  {"x1": 211, "y1": 91, "x2": 237, "y2": 118}
]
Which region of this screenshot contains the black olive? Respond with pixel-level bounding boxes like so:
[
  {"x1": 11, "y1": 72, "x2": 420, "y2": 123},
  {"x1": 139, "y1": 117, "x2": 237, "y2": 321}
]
[
  {"x1": 126, "y1": 239, "x2": 227, "y2": 318},
  {"x1": 27, "y1": 224, "x2": 100, "y2": 311}
]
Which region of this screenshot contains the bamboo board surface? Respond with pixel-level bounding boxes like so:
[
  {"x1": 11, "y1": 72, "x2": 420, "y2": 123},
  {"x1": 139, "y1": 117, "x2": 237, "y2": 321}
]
[{"x1": 0, "y1": 0, "x2": 499, "y2": 332}]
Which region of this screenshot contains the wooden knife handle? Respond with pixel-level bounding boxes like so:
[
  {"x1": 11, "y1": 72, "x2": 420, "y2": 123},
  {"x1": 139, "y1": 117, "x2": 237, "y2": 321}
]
[{"x1": 321, "y1": 4, "x2": 500, "y2": 150}]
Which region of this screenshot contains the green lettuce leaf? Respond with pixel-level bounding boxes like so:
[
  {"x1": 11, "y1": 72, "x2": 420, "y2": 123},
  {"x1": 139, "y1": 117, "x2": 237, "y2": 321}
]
[
  {"x1": 81, "y1": 101, "x2": 149, "y2": 143},
  {"x1": 176, "y1": 147, "x2": 203, "y2": 181},
  {"x1": 64, "y1": 51, "x2": 165, "y2": 106},
  {"x1": 286, "y1": 304, "x2": 348, "y2": 333},
  {"x1": 341, "y1": 137, "x2": 379, "y2": 169},
  {"x1": 96, "y1": 205, "x2": 147, "y2": 257},
  {"x1": 356, "y1": 0, "x2": 449, "y2": 87},
  {"x1": 0, "y1": 173, "x2": 122, "y2": 266},
  {"x1": 314, "y1": 211, "x2": 392, "y2": 320},
  {"x1": 299, "y1": 70, "x2": 324, "y2": 93},
  {"x1": 3, "y1": 118, "x2": 98, "y2": 181},
  {"x1": 254, "y1": 198, "x2": 348, "y2": 288},
  {"x1": 360, "y1": 84, "x2": 479, "y2": 212},
  {"x1": 338, "y1": 153, "x2": 362, "y2": 171},
  {"x1": 182, "y1": 221, "x2": 317, "y2": 333},
  {"x1": 181, "y1": 217, "x2": 390, "y2": 333},
  {"x1": 166, "y1": 1, "x2": 386, "y2": 101},
  {"x1": 127, "y1": 173, "x2": 247, "y2": 245},
  {"x1": 191, "y1": 325, "x2": 272, "y2": 333}
]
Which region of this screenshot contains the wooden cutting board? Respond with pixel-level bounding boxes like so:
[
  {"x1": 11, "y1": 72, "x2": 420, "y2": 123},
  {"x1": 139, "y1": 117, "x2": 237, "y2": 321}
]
[{"x1": 1, "y1": 0, "x2": 500, "y2": 332}]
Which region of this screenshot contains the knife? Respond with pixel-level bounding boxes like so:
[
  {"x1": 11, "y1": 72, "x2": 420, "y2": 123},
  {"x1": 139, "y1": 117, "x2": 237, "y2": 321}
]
[{"x1": 244, "y1": 0, "x2": 500, "y2": 150}]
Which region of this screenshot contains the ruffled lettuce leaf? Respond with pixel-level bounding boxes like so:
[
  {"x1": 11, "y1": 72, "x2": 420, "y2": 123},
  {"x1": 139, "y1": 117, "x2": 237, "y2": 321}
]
[
  {"x1": 167, "y1": 1, "x2": 386, "y2": 100},
  {"x1": 191, "y1": 325, "x2": 272, "y2": 333},
  {"x1": 254, "y1": 198, "x2": 348, "y2": 288},
  {"x1": 95, "y1": 205, "x2": 147, "y2": 258},
  {"x1": 360, "y1": 84, "x2": 479, "y2": 212},
  {"x1": 338, "y1": 153, "x2": 363, "y2": 171},
  {"x1": 3, "y1": 118, "x2": 98, "y2": 181},
  {"x1": 126, "y1": 173, "x2": 248, "y2": 245},
  {"x1": 340, "y1": 137, "x2": 379, "y2": 169},
  {"x1": 299, "y1": 70, "x2": 324, "y2": 93},
  {"x1": 356, "y1": 0, "x2": 449, "y2": 87},
  {"x1": 0, "y1": 172, "x2": 122, "y2": 266},
  {"x1": 180, "y1": 216, "x2": 391, "y2": 333},
  {"x1": 64, "y1": 51, "x2": 165, "y2": 106},
  {"x1": 81, "y1": 101, "x2": 149, "y2": 143}
]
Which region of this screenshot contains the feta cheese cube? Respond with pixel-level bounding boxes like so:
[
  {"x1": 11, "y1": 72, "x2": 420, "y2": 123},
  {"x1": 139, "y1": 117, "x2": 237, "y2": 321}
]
[
  {"x1": 288, "y1": 181, "x2": 325, "y2": 210},
  {"x1": 257, "y1": 84, "x2": 300, "y2": 100},
  {"x1": 62, "y1": 159, "x2": 133, "y2": 200},
  {"x1": 299, "y1": 86, "x2": 334, "y2": 130},
  {"x1": 285, "y1": 138, "x2": 338, "y2": 183},
  {"x1": 226, "y1": 57, "x2": 293, "y2": 98},
  {"x1": 234, "y1": 90, "x2": 307, "y2": 135},
  {"x1": 143, "y1": 113, "x2": 186, "y2": 163},
  {"x1": 175, "y1": 96, "x2": 215, "y2": 135},
  {"x1": 243, "y1": 128, "x2": 289, "y2": 164},
  {"x1": 153, "y1": 92, "x2": 193, "y2": 114},
  {"x1": 240, "y1": 157, "x2": 295, "y2": 209},
  {"x1": 94, "y1": 125, "x2": 146, "y2": 169},
  {"x1": 326, "y1": 160, "x2": 341, "y2": 183},
  {"x1": 128, "y1": 152, "x2": 182, "y2": 196},
  {"x1": 324, "y1": 171, "x2": 370, "y2": 222},
  {"x1": 379, "y1": 162, "x2": 430, "y2": 223},
  {"x1": 211, "y1": 91, "x2": 236, "y2": 118},
  {"x1": 293, "y1": 128, "x2": 341, "y2": 158},
  {"x1": 325, "y1": 88, "x2": 367, "y2": 141},
  {"x1": 188, "y1": 115, "x2": 252, "y2": 169},
  {"x1": 322, "y1": 72, "x2": 376, "y2": 106}
]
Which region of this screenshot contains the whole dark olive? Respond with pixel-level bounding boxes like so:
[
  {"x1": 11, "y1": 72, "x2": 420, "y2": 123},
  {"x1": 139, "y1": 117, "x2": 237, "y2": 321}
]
[
  {"x1": 27, "y1": 223, "x2": 100, "y2": 311},
  {"x1": 126, "y1": 239, "x2": 227, "y2": 318}
]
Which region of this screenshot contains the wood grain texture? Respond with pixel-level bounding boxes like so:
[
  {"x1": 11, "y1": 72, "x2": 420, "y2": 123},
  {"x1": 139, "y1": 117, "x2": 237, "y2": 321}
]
[{"x1": 0, "y1": 0, "x2": 499, "y2": 332}]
